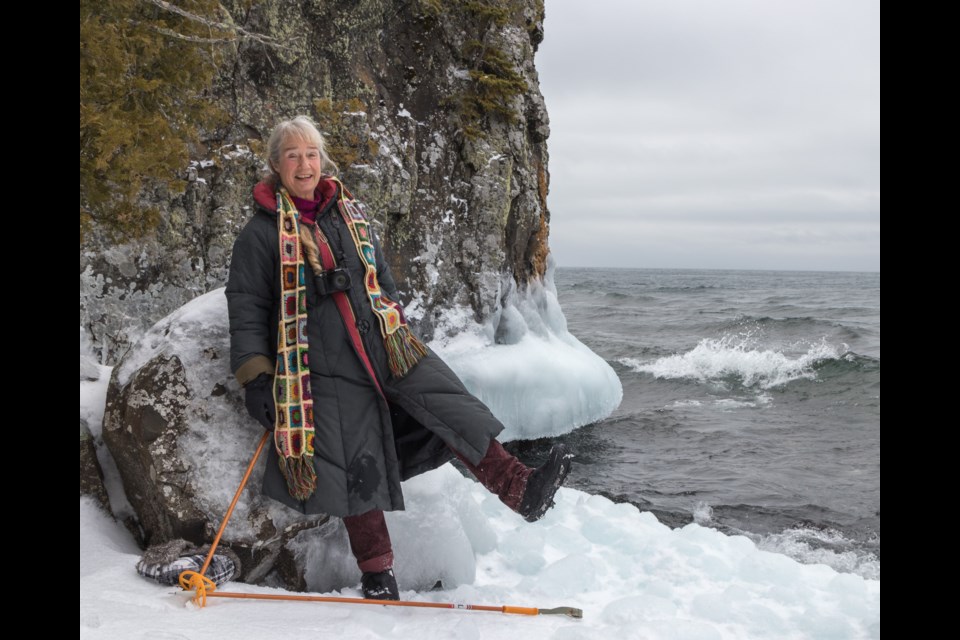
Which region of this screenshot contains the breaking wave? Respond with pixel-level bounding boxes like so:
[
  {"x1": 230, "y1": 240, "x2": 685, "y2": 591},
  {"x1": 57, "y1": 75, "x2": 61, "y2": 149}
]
[{"x1": 618, "y1": 334, "x2": 856, "y2": 389}]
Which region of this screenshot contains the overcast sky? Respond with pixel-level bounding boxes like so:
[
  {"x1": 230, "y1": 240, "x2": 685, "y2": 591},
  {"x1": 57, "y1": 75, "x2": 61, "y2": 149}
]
[{"x1": 535, "y1": 0, "x2": 879, "y2": 272}]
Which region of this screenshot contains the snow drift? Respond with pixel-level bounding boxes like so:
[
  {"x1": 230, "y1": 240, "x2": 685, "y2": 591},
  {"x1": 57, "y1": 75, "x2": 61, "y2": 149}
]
[{"x1": 81, "y1": 465, "x2": 880, "y2": 639}]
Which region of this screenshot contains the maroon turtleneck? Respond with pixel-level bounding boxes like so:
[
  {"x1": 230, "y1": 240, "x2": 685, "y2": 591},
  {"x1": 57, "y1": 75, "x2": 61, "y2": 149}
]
[{"x1": 290, "y1": 193, "x2": 322, "y2": 224}]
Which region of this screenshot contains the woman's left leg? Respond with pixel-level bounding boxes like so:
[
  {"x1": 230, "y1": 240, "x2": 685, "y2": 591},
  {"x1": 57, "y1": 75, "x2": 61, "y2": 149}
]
[
  {"x1": 452, "y1": 439, "x2": 532, "y2": 511},
  {"x1": 383, "y1": 354, "x2": 571, "y2": 520},
  {"x1": 452, "y1": 438, "x2": 572, "y2": 523}
]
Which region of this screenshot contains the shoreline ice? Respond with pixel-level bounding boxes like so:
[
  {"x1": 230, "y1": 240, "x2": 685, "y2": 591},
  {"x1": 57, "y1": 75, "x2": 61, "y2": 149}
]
[{"x1": 81, "y1": 464, "x2": 880, "y2": 639}]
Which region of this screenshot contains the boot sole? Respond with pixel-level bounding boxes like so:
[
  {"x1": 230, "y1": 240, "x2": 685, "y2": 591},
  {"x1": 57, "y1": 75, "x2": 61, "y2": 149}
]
[{"x1": 523, "y1": 447, "x2": 573, "y2": 523}]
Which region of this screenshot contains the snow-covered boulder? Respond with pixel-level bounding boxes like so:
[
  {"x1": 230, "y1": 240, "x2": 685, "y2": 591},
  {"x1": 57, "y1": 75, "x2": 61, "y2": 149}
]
[{"x1": 101, "y1": 290, "x2": 340, "y2": 590}]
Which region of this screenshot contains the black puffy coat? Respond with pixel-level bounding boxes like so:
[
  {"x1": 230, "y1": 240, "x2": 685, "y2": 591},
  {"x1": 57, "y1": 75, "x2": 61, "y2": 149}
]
[{"x1": 225, "y1": 179, "x2": 504, "y2": 517}]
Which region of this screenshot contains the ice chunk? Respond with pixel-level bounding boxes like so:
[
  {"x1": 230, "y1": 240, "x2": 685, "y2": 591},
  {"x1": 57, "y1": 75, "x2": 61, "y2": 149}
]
[
  {"x1": 432, "y1": 263, "x2": 623, "y2": 440},
  {"x1": 385, "y1": 470, "x2": 478, "y2": 591}
]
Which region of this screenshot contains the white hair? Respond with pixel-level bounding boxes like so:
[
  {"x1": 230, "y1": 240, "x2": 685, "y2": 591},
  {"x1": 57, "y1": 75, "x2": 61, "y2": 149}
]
[{"x1": 265, "y1": 115, "x2": 339, "y2": 183}]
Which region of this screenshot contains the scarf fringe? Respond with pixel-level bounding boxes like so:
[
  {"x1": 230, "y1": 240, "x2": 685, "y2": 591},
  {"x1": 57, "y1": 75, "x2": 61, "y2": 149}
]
[
  {"x1": 385, "y1": 327, "x2": 428, "y2": 378},
  {"x1": 277, "y1": 454, "x2": 318, "y2": 502}
]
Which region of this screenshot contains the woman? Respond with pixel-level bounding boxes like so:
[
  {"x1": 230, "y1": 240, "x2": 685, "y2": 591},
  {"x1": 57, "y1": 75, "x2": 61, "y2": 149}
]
[{"x1": 226, "y1": 115, "x2": 570, "y2": 600}]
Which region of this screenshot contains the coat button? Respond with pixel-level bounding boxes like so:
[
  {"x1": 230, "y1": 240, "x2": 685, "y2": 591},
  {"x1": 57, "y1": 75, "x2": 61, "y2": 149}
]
[{"x1": 356, "y1": 319, "x2": 371, "y2": 335}]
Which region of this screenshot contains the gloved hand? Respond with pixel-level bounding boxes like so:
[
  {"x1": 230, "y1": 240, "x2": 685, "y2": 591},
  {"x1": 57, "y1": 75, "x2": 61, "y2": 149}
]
[{"x1": 244, "y1": 373, "x2": 276, "y2": 431}]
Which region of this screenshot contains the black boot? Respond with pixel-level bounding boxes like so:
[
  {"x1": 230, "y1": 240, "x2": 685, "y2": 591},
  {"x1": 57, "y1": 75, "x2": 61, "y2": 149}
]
[
  {"x1": 518, "y1": 444, "x2": 573, "y2": 523},
  {"x1": 361, "y1": 568, "x2": 399, "y2": 600}
]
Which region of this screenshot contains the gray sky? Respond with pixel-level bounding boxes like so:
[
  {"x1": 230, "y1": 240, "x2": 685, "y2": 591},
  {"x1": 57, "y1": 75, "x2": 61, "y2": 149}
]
[{"x1": 536, "y1": 0, "x2": 879, "y2": 272}]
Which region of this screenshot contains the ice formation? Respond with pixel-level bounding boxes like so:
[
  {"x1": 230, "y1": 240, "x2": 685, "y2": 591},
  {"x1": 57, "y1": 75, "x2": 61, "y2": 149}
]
[{"x1": 429, "y1": 271, "x2": 623, "y2": 441}]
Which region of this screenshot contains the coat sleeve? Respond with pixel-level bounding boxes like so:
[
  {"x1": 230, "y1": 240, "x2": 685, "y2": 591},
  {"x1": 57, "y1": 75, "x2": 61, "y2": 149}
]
[
  {"x1": 371, "y1": 226, "x2": 400, "y2": 301},
  {"x1": 225, "y1": 215, "x2": 277, "y2": 385}
]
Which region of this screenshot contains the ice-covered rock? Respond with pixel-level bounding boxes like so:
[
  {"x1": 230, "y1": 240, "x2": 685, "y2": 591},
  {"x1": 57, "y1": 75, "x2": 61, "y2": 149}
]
[
  {"x1": 100, "y1": 290, "x2": 336, "y2": 590},
  {"x1": 430, "y1": 264, "x2": 623, "y2": 440},
  {"x1": 81, "y1": 1, "x2": 552, "y2": 369}
]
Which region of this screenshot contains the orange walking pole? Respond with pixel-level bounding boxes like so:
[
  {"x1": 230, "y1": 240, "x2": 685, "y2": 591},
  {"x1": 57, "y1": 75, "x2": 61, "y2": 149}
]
[
  {"x1": 179, "y1": 431, "x2": 270, "y2": 606},
  {"x1": 205, "y1": 591, "x2": 582, "y2": 618}
]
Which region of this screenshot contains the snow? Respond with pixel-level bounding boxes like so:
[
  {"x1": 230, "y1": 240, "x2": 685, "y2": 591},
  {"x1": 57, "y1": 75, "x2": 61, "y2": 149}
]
[
  {"x1": 431, "y1": 265, "x2": 622, "y2": 441},
  {"x1": 80, "y1": 465, "x2": 880, "y2": 639},
  {"x1": 220, "y1": 145, "x2": 254, "y2": 161},
  {"x1": 80, "y1": 327, "x2": 135, "y2": 521},
  {"x1": 80, "y1": 328, "x2": 110, "y2": 429},
  {"x1": 114, "y1": 289, "x2": 228, "y2": 388}
]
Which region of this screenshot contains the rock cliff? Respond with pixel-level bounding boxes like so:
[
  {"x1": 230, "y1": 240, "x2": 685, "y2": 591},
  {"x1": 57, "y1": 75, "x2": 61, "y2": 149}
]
[{"x1": 80, "y1": 0, "x2": 551, "y2": 363}]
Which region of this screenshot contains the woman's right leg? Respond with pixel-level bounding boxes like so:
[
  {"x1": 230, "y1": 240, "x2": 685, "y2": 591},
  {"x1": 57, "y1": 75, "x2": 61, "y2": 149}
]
[
  {"x1": 342, "y1": 509, "x2": 394, "y2": 573},
  {"x1": 343, "y1": 509, "x2": 400, "y2": 600},
  {"x1": 342, "y1": 510, "x2": 399, "y2": 600}
]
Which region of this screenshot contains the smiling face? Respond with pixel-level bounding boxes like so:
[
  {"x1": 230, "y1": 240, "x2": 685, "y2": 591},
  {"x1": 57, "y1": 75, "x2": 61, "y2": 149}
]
[{"x1": 275, "y1": 136, "x2": 323, "y2": 199}]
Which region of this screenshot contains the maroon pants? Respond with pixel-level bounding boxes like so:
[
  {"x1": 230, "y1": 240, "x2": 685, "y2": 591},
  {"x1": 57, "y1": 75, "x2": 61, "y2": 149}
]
[{"x1": 342, "y1": 439, "x2": 532, "y2": 573}]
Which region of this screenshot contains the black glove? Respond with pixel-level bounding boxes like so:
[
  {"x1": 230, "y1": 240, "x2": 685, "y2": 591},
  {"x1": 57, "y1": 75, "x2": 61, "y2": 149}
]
[{"x1": 244, "y1": 373, "x2": 276, "y2": 431}]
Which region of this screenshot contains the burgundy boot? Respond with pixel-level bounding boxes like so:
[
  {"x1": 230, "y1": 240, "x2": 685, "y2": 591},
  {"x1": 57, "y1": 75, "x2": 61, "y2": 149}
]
[{"x1": 517, "y1": 444, "x2": 573, "y2": 522}]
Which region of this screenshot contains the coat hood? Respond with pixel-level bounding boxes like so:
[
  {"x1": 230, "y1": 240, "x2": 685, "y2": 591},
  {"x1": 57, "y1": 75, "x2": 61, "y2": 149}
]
[{"x1": 252, "y1": 177, "x2": 340, "y2": 216}]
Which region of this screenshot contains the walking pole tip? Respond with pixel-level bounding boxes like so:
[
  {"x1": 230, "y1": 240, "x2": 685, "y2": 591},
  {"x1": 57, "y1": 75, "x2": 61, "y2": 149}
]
[{"x1": 539, "y1": 606, "x2": 583, "y2": 619}]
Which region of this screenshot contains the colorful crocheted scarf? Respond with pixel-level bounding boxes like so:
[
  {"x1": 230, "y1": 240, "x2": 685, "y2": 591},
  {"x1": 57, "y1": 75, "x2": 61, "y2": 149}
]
[
  {"x1": 272, "y1": 179, "x2": 427, "y2": 500},
  {"x1": 330, "y1": 178, "x2": 428, "y2": 377},
  {"x1": 273, "y1": 188, "x2": 317, "y2": 500}
]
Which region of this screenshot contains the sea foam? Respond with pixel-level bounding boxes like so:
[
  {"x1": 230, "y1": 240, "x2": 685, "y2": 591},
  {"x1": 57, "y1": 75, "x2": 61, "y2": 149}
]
[{"x1": 620, "y1": 333, "x2": 846, "y2": 389}]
